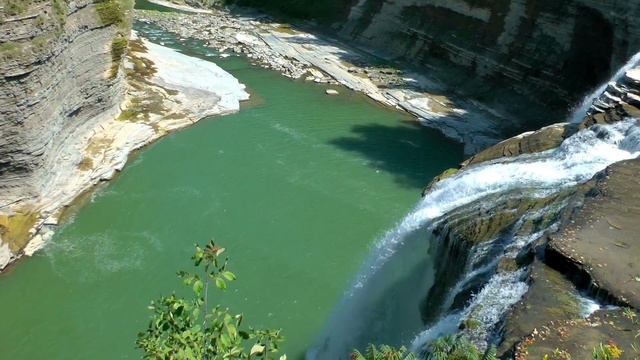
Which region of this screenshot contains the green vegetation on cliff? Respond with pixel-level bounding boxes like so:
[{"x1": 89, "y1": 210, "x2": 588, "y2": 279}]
[
  {"x1": 95, "y1": 0, "x2": 125, "y2": 25},
  {"x1": 93, "y1": 0, "x2": 133, "y2": 78},
  {"x1": 109, "y1": 36, "x2": 128, "y2": 78},
  {"x1": 3, "y1": 0, "x2": 27, "y2": 16}
]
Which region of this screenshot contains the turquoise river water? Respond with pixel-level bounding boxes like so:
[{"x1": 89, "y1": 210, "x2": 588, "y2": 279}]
[{"x1": 0, "y1": 9, "x2": 463, "y2": 359}]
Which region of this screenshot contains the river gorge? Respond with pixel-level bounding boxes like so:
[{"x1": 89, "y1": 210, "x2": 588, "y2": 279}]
[{"x1": 1, "y1": 0, "x2": 640, "y2": 359}]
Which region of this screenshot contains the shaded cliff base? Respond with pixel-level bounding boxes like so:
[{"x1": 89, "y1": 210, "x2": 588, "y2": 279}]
[
  {"x1": 0, "y1": 34, "x2": 249, "y2": 269},
  {"x1": 136, "y1": 5, "x2": 524, "y2": 154}
]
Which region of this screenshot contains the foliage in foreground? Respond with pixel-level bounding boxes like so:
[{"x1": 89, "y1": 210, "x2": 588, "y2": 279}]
[
  {"x1": 351, "y1": 345, "x2": 416, "y2": 360},
  {"x1": 353, "y1": 335, "x2": 496, "y2": 360},
  {"x1": 424, "y1": 335, "x2": 497, "y2": 360},
  {"x1": 591, "y1": 341, "x2": 623, "y2": 360},
  {"x1": 136, "y1": 240, "x2": 285, "y2": 360}
]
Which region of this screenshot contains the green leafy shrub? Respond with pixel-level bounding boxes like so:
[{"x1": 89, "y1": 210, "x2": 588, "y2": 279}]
[
  {"x1": 351, "y1": 345, "x2": 417, "y2": 360},
  {"x1": 136, "y1": 240, "x2": 286, "y2": 360},
  {"x1": 95, "y1": 0, "x2": 124, "y2": 25},
  {"x1": 425, "y1": 335, "x2": 497, "y2": 360}
]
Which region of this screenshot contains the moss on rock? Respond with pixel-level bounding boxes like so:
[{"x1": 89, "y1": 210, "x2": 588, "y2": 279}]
[{"x1": 109, "y1": 36, "x2": 128, "y2": 78}]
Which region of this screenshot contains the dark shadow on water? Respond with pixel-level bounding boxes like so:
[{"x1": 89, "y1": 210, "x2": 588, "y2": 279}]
[{"x1": 329, "y1": 121, "x2": 464, "y2": 189}]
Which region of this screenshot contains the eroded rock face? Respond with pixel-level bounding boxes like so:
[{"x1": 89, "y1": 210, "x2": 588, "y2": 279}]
[
  {"x1": 421, "y1": 65, "x2": 640, "y2": 353},
  {"x1": 0, "y1": 0, "x2": 131, "y2": 266},
  {"x1": 496, "y1": 159, "x2": 640, "y2": 357},
  {"x1": 339, "y1": 0, "x2": 640, "y2": 116},
  {"x1": 420, "y1": 190, "x2": 571, "y2": 324},
  {"x1": 499, "y1": 260, "x2": 592, "y2": 356},
  {"x1": 0, "y1": 1, "x2": 127, "y2": 207}
]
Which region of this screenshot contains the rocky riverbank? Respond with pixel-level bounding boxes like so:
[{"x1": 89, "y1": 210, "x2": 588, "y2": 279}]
[
  {"x1": 0, "y1": 33, "x2": 249, "y2": 269},
  {"x1": 135, "y1": 6, "x2": 514, "y2": 154}
]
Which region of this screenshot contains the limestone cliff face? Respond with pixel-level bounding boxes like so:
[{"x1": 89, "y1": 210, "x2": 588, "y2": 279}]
[
  {"x1": 0, "y1": 0, "x2": 129, "y2": 208},
  {"x1": 337, "y1": 0, "x2": 640, "y2": 116},
  {"x1": 0, "y1": 0, "x2": 131, "y2": 266}
]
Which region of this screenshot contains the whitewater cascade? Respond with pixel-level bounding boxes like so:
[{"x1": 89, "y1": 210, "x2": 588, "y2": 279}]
[
  {"x1": 569, "y1": 50, "x2": 640, "y2": 123},
  {"x1": 412, "y1": 120, "x2": 640, "y2": 350},
  {"x1": 309, "y1": 119, "x2": 640, "y2": 359}
]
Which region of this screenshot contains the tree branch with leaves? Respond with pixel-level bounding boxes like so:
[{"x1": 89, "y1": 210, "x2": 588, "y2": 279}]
[{"x1": 136, "y1": 240, "x2": 286, "y2": 360}]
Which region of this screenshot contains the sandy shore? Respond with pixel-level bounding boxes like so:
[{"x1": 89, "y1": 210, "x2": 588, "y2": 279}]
[{"x1": 0, "y1": 33, "x2": 249, "y2": 269}]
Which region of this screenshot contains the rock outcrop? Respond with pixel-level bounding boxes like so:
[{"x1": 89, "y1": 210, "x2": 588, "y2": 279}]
[
  {"x1": 0, "y1": 0, "x2": 133, "y2": 268},
  {"x1": 546, "y1": 158, "x2": 640, "y2": 309},
  {"x1": 581, "y1": 66, "x2": 640, "y2": 127},
  {"x1": 338, "y1": 0, "x2": 640, "y2": 117}
]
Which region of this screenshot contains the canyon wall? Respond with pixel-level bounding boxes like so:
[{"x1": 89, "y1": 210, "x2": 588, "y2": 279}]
[
  {"x1": 223, "y1": 0, "x2": 640, "y2": 122},
  {"x1": 0, "y1": 0, "x2": 132, "y2": 265},
  {"x1": 338, "y1": 0, "x2": 640, "y2": 117}
]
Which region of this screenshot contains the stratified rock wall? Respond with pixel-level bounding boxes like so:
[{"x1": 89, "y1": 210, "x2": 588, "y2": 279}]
[
  {"x1": 0, "y1": 0, "x2": 129, "y2": 207},
  {"x1": 338, "y1": 0, "x2": 640, "y2": 113}
]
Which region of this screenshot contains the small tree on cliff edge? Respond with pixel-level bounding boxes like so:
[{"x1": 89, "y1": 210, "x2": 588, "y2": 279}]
[{"x1": 136, "y1": 240, "x2": 286, "y2": 360}]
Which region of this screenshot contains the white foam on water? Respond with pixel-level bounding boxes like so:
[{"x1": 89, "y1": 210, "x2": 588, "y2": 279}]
[
  {"x1": 456, "y1": 270, "x2": 529, "y2": 349},
  {"x1": 577, "y1": 295, "x2": 603, "y2": 318},
  {"x1": 350, "y1": 120, "x2": 640, "y2": 292}
]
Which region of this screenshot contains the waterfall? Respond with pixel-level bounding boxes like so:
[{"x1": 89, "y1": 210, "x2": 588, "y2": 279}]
[
  {"x1": 569, "y1": 51, "x2": 640, "y2": 123},
  {"x1": 409, "y1": 119, "x2": 640, "y2": 352},
  {"x1": 308, "y1": 119, "x2": 640, "y2": 359}
]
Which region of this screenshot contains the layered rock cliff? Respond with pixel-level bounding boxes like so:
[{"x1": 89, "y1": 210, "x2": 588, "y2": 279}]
[
  {"x1": 339, "y1": 1, "x2": 640, "y2": 113},
  {"x1": 0, "y1": 0, "x2": 133, "y2": 267},
  {"x1": 216, "y1": 0, "x2": 640, "y2": 128}
]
